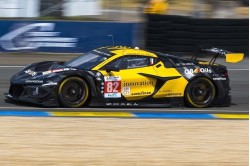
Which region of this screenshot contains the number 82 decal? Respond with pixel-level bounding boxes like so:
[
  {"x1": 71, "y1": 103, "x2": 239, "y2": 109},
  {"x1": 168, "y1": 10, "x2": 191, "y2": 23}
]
[
  {"x1": 105, "y1": 81, "x2": 120, "y2": 93},
  {"x1": 104, "y1": 76, "x2": 121, "y2": 98}
]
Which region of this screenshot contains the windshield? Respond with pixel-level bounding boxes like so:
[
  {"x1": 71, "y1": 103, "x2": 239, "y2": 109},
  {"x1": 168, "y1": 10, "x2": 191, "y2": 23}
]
[{"x1": 64, "y1": 52, "x2": 107, "y2": 69}]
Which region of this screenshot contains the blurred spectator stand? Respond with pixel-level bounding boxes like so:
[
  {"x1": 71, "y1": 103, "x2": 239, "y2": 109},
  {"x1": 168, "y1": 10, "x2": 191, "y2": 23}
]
[{"x1": 143, "y1": 0, "x2": 169, "y2": 14}]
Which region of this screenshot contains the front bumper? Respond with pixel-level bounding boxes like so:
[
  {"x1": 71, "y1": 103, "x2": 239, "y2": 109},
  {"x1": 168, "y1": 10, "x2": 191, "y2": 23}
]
[{"x1": 5, "y1": 84, "x2": 60, "y2": 107}]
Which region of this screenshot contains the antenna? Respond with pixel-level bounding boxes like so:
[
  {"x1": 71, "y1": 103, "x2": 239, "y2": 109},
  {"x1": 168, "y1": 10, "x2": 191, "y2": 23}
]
[{"x1": 108, "y1": 35, "x2": 114, "y2": 46}]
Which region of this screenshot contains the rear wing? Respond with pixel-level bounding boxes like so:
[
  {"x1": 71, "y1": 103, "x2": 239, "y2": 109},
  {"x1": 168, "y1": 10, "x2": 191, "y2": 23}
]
[{"x1": 191, "y1": 47, "x2": 244, "y2": 64}]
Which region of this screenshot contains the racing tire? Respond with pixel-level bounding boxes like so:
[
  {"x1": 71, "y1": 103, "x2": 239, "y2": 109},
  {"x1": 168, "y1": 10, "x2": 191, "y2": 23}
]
[
  {"x1": 185, "y1": 77, "x2": 216, "y2": 108},
  {"x1": 58, "y1": 77, "x2": 89, "y2": 108}
]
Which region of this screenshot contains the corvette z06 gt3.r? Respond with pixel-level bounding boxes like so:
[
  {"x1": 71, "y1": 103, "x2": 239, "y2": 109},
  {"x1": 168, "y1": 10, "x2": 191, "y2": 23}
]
[{"x1": 5, "y1": 46, "x2": 244, "y2": 108}]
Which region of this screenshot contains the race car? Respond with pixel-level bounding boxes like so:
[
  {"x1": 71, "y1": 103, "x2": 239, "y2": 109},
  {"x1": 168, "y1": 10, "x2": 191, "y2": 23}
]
[{"x1": 5, "y1": 46, "x2": 243, "y2": 108}]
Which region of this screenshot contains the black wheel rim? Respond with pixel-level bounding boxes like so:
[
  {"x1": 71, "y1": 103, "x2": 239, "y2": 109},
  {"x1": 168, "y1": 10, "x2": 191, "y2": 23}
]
[
  {"x1": 190, "y1": 81, "x2": 212, "y2": 105},
  {"x1": 61, "y1": 81, "x2": 86, "y2": 104}
]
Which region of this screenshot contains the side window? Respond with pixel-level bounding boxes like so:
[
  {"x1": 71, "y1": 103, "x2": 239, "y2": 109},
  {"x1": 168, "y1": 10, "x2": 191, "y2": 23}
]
[
  {"x1": 159, "y1": 57, "x2": 174, "y2": 68},
  {"x1": 127, "y1": 57, "x2": 149, "y2": 69},
  {"x1": 103, "y1": 56, "x2": 154, "y2": 70}
]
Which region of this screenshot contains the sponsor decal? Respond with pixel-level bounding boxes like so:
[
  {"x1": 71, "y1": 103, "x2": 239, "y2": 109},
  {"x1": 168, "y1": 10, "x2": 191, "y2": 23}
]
[
  {"x1": 159, "y1": 90, "x2": 172, "y2": 93},
  {"x1": 104, "y1": 93, "x2": 121, "y2": 98},
  {"x1": 213, "y1": 77, "x2": 227, "y2": 81},
  {"x1": 42, "y1": 71, "x2": 52, "y2": 75},
  {"x1": 25, "y1": 80, "x2": 43, "y2": 83},
  {"x1": 123, "y1": 51, "x2": 153, "y2": 56},
  {"x1": 0, "y1": 23, "x2": 78, "y2": 51},
  {"x1": 123, "y1": 80, "x2": 154, "y2": 86},
  {"x1": 42, "y1": 68, "x2": 74, "y2": 75},
  {"x1": 42, "y1": 82, "x2": 58, "y2": 86},
  {"x1": 104, "y1": 76, "x2": 121, "y2": 98},
  {"x1": 131, "y1": 91, "x2": 151, "y2": 96},
  {"x1": 104, "y1": 76, "x2": 121, "y2": 81},
  {"x1": 120, "y1": 103, "x2": 126, "y2": 106},
  {"x1": 176, "y1": 63, "x2": 194, "y2": 66},
  {"x1": 105, "y1": 102, "x2": 137, "y2": 106},
  {"x1": 184, "y1": 67, "x2": 212, "y2": 74},
  {"x1": 25, "y1": 70, "x2": 37, "y2": 76},
  {"x1": 122, "y1": 86, "x2": 130, "y2": 95},
  {"x1": 50, "y1": 69, "x2": 64, "y2": 73},
  {"x1": 166, "y1": 92, "x2": 182, "y2": 96}
]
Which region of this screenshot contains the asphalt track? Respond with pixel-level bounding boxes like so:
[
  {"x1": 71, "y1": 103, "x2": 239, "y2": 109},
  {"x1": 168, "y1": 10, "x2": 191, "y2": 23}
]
[{"x1": 0, "y1": 54, "x2": 248, "y2": 113}]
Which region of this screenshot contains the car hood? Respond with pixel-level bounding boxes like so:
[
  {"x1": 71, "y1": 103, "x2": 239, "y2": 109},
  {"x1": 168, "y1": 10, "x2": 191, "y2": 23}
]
[{"x1": 11, "y1": 61, "x2": 69, "y2": 83}]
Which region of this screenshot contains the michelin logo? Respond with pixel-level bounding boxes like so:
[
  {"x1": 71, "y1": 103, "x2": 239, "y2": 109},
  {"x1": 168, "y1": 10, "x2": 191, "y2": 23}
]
[{"x1": 0, "y1": 23, "x2": 78, "y2": 51}]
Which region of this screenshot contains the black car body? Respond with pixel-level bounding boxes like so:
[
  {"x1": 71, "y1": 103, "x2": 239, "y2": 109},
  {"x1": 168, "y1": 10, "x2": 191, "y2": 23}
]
[{"x1": 5, "y1": 46, "x2": 243, "y2": 108}]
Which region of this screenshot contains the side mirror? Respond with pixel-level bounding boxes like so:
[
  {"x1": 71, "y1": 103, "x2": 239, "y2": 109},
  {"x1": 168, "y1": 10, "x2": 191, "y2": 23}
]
[{"x1": 105, "y1": 65, "x2": 120, "y2": 72}]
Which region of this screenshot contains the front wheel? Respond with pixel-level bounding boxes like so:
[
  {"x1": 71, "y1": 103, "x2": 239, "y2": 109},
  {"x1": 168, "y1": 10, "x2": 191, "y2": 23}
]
[
  {"x1": 58, "y1": 77, "x2": 89, "y2": 108},
  {"x1": 185, "y1": 77, "x2": 216, "y2": 108}
]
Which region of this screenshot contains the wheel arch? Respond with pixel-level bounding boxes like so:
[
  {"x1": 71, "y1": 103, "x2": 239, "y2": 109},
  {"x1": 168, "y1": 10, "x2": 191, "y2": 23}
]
[
  {"x1": 184, "y1": 75, "x2": 217, "y2": 107},
  {"x1": 57, "y1": 74, "x2": 95, "y2": 107},
  {"x1": 185, "y1": 75, "x2": 218, "y2": 95},
  {"x1": 57, "y1": 73, "x2": 97, "y2": 98}
]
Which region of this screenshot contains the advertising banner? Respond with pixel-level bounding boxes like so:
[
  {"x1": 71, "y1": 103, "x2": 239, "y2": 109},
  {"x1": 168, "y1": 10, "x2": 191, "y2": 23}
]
[{"x1": 0, "y1": 21, "x2": 139, "y2": 53}]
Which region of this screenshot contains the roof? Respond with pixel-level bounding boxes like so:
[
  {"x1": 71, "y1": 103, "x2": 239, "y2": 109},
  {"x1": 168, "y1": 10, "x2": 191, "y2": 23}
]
[{"x1": 91, "y1": 46, "x2": 157, "y2": 58}]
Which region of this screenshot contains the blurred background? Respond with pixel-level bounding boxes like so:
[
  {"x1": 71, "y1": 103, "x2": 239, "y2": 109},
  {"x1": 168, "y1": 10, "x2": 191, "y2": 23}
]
[
  {"x1": 0, "y1": 0, "x2": 248, "y2": 21},
  {"x1": 0, "y1": 0, "x2": 248, "y2": 54}
]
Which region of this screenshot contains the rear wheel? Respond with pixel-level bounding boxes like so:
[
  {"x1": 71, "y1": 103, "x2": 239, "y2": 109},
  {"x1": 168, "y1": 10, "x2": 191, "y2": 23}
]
[
  {"x1": 185, "y1": 77, "x2": 216, "y2": 108},
  {"x1": 58, "y1": 77, "x2": 89, "y2": 108}
]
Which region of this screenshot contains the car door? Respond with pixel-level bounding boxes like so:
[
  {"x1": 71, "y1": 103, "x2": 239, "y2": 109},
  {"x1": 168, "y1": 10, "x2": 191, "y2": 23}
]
[
  {"x1": 151, "y1": 58, "x2": 188, "y2": 99},
  {"x1": 97, "y1": 55, "x2": 158, "y2": 101}
]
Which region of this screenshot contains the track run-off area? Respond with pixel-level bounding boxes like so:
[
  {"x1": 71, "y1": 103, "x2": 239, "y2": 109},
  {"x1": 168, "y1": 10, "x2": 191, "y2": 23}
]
[{"x1": 0, "y1": 54, "x2": 248, "y2": 165}]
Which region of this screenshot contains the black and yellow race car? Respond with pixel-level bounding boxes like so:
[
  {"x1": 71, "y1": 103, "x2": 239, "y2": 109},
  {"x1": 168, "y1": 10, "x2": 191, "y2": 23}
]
[{"x1": 5, "y1": 46, "x2": 244, "y2": 108}]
